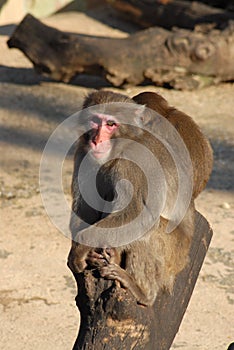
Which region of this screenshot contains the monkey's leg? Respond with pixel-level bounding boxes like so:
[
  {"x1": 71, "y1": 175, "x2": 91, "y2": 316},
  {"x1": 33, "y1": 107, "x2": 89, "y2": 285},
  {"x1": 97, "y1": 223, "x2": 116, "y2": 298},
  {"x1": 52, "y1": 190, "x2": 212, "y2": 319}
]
[
  {"x1": 68, "y1": 243, "x2": 105, "y2": 273},
  {"x1": 100, "y1": 249, "x2": 154, "y2": 306},
  {"x1": 67, "y1": 243, "x2": 90, "y2": 273}
]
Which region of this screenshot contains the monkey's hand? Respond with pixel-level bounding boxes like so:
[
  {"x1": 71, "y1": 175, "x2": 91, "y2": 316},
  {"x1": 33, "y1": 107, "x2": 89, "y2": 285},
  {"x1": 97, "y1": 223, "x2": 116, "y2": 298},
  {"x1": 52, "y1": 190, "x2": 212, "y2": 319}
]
[
  {"x1": 86, "y1": 247, "x2": 120, "y2": 267},
  {"x1": 86, "y1": 249, "x2": 109, "y2": 268},
  {"x1": 100, "y1": 260, "x2": 153, "y2": 306},
  {"x1": 68, "y1": 245, "x2": 118, "y2": 274},
  {"x1": 102, "y1": 248, "x2": 121, "y2": 265}
]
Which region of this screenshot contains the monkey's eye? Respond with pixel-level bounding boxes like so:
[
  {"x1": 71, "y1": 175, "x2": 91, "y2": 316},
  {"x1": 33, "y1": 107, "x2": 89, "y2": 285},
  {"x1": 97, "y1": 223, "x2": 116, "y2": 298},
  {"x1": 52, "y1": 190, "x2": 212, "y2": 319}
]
[{"x1": 106, "y1": 120, "x2": 117, "y2": 127}]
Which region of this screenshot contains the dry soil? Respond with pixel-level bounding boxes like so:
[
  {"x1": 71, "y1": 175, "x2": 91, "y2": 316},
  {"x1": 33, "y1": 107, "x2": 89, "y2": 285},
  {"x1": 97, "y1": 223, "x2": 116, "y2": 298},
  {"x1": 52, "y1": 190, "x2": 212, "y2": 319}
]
[{"x1": 0, "y1": 11, "x2": 234, "y2": 350}]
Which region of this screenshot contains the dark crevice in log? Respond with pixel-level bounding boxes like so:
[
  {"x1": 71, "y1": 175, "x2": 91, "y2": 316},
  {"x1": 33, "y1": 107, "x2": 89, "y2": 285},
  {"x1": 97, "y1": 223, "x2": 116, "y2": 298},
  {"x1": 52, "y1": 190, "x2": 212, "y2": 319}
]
[{"x1": 105, "y1": 0, "x2": 234, "y2": 30}]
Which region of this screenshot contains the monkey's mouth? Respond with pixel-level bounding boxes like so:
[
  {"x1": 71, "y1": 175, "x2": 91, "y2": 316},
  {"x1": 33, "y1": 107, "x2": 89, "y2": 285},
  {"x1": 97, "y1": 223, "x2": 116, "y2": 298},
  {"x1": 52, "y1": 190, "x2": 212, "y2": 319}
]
[{"x1": 89, "y1": 140, "x2": 111, "y2": 159}]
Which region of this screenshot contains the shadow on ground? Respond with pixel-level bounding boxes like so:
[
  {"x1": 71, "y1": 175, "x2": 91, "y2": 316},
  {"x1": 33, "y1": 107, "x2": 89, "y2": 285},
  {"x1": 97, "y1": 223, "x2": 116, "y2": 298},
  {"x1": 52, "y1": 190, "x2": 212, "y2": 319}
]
[
  {"x1": 0, "y1": 65, "x2": 113, "y2": 88},
  {"x1": 0, "y1": 84, "x2": 233, "y2": 191}
]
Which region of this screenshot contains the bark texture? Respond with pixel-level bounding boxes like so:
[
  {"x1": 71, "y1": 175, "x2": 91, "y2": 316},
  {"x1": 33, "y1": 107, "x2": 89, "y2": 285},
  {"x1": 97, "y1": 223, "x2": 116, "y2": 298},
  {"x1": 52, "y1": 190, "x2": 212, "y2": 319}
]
[{"x1": 7, "y1": 14, "x2": 234, "y2": 89}]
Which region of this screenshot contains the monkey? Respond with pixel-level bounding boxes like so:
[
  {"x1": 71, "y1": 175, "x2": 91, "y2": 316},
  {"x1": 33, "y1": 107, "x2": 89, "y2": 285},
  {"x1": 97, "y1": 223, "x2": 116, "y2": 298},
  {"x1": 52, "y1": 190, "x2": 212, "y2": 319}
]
[{"x1": 67, "y1": 90, "x2": 213, "y2": 306}]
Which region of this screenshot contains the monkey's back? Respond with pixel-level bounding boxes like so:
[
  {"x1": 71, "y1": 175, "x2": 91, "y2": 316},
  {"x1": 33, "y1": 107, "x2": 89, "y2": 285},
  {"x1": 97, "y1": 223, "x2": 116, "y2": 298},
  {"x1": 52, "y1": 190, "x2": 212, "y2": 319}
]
[{"x1": 133, "y1": 92, "x2": 213, "y2": 198}]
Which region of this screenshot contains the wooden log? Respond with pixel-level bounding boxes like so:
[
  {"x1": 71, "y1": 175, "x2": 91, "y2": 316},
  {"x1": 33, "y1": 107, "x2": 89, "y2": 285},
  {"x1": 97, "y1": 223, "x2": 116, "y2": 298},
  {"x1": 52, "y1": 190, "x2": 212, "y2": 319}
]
[
  {"x1": 7, "y1": 14, "x2": 234, "y2": 89},
  {"x1": 70, "y1": 211, "x2": 212, "y2": 349},
  {"x1": 106, "y1": 0, "x2": 234, "y2": 30}
]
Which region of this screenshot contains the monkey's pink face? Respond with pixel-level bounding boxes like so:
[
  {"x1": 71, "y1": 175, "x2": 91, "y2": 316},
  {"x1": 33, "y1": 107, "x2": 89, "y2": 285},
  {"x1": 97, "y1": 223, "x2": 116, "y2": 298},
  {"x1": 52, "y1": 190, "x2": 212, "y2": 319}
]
[{"x1": 89, "y1": 114, "x2": 119, "y2": 159}]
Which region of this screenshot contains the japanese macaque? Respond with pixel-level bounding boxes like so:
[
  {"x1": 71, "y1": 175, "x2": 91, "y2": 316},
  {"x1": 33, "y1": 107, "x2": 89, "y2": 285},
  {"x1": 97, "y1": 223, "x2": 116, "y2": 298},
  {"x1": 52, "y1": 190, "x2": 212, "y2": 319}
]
[{"x1": 67, "y1": 90, "x2": 213, "y2": 306}]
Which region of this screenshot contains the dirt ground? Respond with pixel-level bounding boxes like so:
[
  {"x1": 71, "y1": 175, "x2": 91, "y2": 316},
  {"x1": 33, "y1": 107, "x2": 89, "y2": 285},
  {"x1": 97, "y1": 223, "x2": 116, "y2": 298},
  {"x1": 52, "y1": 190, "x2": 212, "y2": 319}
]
[{"x1": 0, "y1": 10, "x2": 234, "y2": 350}]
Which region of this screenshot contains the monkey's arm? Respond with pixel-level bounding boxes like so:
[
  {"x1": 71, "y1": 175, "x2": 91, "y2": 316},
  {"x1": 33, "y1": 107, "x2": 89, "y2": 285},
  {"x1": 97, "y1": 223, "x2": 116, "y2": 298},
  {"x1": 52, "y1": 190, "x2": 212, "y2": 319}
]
[
  {"x1": 68, "y1": 203, "x2": 145, "y2": 275},
  {"x1": 68, "y1": 201, "x2": 114, "y2": 275},
  {"x1": 68, "y1": 210, "x2": 124, "y2": 275},
  {"x1": 68, "y1": 160, "x2": 154, "y2": 305},
  {"x1": 69, "y1": 160, "x2": 147, "y2": 271},
  {"x1": 99, "y1": 248, "x2": 155, "y2": 306},
  {"x1": 101, "y1": 264, "x2": 154, "y2": 306}
]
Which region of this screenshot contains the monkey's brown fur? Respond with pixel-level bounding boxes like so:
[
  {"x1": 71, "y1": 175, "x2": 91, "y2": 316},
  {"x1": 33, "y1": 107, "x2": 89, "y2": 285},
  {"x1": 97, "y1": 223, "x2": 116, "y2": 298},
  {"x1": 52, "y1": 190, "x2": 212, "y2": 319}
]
[
  {"x1": 68, "y1": 90, "x2": 213, "y2": 306},
  {"x1": 133, "y1": 92, "x2": 213, "y2": 198}
]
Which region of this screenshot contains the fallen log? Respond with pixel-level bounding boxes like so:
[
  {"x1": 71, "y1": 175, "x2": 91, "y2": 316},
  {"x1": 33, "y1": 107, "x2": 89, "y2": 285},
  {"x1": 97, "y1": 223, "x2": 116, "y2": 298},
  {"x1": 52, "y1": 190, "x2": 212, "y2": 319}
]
[
  {"x1": 7, "y1": 14, "x2": 234, "y2": 89},
  {"x1": 71, "y1": 211, "x2": 212, "y2": 349},
  {"x1": 106, "y1": 0, "x2": 234, "y2": 30}
]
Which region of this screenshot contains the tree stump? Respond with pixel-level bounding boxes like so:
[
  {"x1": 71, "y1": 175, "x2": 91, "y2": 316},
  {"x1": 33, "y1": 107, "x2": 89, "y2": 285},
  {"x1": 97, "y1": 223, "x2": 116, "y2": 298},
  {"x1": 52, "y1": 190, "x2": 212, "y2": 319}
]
[
  {"x1": 7, "y1": 14, "x2": 234, "y2": 89},
  {"x1": 71, "y1": 211, "x2": 212, "y2": 350}
]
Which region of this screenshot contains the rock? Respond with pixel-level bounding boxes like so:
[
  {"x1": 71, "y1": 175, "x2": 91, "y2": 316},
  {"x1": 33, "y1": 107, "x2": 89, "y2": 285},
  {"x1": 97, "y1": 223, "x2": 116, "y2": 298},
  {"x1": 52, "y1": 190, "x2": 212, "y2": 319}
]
[
  {"x1": 5, "y1": 191, "x2": 16, "y2": 199},
  {"x1": 220, "y1": 202, "x2": 231, "y2": 209}
]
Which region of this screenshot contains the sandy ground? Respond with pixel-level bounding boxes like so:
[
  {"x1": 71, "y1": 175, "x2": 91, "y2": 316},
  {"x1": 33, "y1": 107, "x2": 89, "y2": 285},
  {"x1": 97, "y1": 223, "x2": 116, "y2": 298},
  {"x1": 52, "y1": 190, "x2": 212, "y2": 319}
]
[{"x1": 0, "y1": 11, "x2": 234, "y2": 350}]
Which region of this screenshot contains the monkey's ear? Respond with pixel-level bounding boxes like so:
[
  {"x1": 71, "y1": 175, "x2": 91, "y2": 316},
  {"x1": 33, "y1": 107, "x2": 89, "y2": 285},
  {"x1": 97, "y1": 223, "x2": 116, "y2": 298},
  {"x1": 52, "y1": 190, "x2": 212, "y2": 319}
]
[{"x1": 134, "y1": 105, "x2": 146, "y2": 127}]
